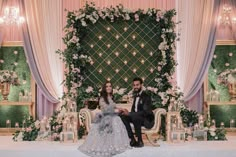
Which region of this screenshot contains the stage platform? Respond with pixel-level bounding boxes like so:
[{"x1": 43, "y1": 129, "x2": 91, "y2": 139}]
[{"x1": 0, "y1": 135, "x2": 236, "y2": 157}]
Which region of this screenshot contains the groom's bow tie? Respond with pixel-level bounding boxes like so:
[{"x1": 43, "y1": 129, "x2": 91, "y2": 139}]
[{"x1": 134, "y1": 93, "x2": 141, "y2": 97}]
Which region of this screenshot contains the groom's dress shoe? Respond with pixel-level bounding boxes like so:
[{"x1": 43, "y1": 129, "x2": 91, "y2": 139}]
[
  {"x1": 130, "y1": 139, "x2": 137, "y2": 147},
  {"x1": 134, "y1": 141, "x2": 144, "y2": 148}
]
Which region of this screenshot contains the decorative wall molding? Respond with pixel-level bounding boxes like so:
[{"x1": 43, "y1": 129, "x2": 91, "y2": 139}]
[
  {"x1": 216, "y1": 40, "x2": 236, "y2": 45},
  {"x1": 1, "y1": 41, "x2": 23, "y2": 47}
]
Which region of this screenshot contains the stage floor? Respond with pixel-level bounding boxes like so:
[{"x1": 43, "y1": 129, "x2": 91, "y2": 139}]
[{"x1": 0, "y1": 135, "x2": 236, "y2": 157}]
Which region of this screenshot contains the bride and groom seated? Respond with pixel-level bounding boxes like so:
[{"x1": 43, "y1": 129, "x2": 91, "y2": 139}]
[{"x1": 79, "y1": 77, "x2": 154, "y2": 157}]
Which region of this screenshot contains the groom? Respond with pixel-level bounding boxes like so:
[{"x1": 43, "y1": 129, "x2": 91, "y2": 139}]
[{"x1": 120, "y1": 77, "x2": 154, "y2": 147}]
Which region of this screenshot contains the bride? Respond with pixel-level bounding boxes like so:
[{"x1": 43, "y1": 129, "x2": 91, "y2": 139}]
[{"x1": 78, "y1": 81, "x2": 130, "y2": 157}]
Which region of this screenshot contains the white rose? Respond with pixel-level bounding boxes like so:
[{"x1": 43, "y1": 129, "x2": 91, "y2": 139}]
[
  {"x1": 34, "y1": 120, "x2": 40, "y2": 129},
  {"x1": 210, "y1": 131, "x2": 216, "y2": 136},
  {"x1": 134, "y1": 14, "x2": 139, "y2": 21},
  {"x1": 118, "y1": 88, "x2": 126, "y2": 95},
  {"x1": 209, "y1": 126, "x2": 216, "y2": 132},
  {"x1": 86, "y1": 86, "x2": 93, "y2": 93},
  {"x1": 81, "y1": 20, "x2": 87, "y2": 26},
  {"x1": 73, "y1": 54, "x2": 78, "y2": 59},
  {"x1": 125, "y1": 14, "x2": 130, "y2": 20}
]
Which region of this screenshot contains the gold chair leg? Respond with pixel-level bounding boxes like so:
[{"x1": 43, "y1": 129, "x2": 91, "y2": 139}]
[{"x1": 146, "y1": 133, "x2": 160, "y2": 147}]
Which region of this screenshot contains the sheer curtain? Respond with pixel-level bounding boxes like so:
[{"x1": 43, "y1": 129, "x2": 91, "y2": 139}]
[
  {"x1": 21, "y1": 0, "x2": 64, "y2": 119},
  {"x1": 176, "y1": 0, "x2": 220, "y2": 111}
]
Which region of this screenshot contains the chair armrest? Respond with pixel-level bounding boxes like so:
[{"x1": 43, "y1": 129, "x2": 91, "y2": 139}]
[
  {"x1": 79, "y1": 108, "x2": 93, "y2": 132},
  {"x1": 144, "y1": 108, "x2": 166, "y2": 134}
]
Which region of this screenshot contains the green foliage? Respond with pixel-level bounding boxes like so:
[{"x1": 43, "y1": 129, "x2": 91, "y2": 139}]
[
  {"x1": 13, "y1": 116, "x2": 39, "y2": 141},
  {"x1": 207, "y1": 128, "x2": 227, "y2": 141},
  {"x1": 180, "y1": 108, "x2": 199, "y2": 127},
  {"x1": 78, "y1": 125, "x2": 86, "y2": 139}
]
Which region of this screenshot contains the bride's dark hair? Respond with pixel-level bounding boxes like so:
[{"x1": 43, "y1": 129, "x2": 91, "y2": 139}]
[{"x1": 100, "y1": 81, "x2": 113, "y2": 104}]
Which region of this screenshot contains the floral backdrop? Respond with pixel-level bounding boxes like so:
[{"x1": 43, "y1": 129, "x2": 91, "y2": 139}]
[{"x1": 57, "y1": 3, "x2": 179, "y2": 111}]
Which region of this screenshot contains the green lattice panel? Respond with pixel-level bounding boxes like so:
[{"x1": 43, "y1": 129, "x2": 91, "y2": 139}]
[
  {"x1": 0, "y1": 46, "x2": 31, "y2": 127},
  {"x1": 82, "y1": 20, "x2": 159, "y2": 88}
]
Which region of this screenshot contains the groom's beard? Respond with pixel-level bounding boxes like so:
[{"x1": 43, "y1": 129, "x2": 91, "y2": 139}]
[{"x1": 133, "y1": 88, "x2": 142, "y2": 93}]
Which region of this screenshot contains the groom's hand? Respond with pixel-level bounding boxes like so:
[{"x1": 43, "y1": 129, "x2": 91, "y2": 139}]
[{"x1": 121, "y1": 109, "x2": 129, "y2": 115}]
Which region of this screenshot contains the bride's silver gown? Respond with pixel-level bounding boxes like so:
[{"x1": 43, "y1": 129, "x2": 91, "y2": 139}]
[{"x1": 79, "y1": 97, "x2": 130, "y2": 157}]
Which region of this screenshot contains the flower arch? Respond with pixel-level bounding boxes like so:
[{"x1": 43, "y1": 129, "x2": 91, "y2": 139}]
[{"x1": 57, "y1": 3, "x2": 179, "y2": 111}]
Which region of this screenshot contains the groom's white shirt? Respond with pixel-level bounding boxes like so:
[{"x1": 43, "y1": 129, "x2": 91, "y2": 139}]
[{"x1": 134, "y1": 90, "x2": 143, "y2": 112}]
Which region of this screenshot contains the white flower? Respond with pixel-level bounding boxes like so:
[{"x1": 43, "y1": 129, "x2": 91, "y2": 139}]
[
  {"x1": 92, "y1": 11, "x2": 99, "y2": 20},
  {"x1": 229, "y1": 52, "x2": 233, "y2": 56},
  {"x1": 134, "y1": 14, "x2": 139, "y2": 21},
  {"x1": 73, "y1": 54, "x2": 78, "y2": 59},
  {"x1": 118, "y1": 88, "x2": 126, "y2": 95},
  {"x1": 157, "y1": 66, "x2": 162, "y2": 71},
  {"x1": 225, "y1": 63, "x2": 230, "y2": 67},
  {"x1": 78, "y1": 13, "x2": 85, "y2": 19},
  {"x1": 86, "y1": 86, "x2": 93, "y2": 93},
  {"x1": 81, "y1": 20, "x2": 87, "y2": 26},
  {"x1": 60, "y1": 107, "x2": 67, "y2": 115},
  {"x1": 125, "y1": 13, "x2": 130, "y2": 20},
  {"x1": 0, "y1": 60, "x2": 4, "y2": 63},
  {"x1": 209, "y1": 126, "x2": 216, "y2": 132},
  {"x1": 158, "y1": 41, "x2": 168, "y2": 51},
  {"x1": 213, "y1": 55, "x2": 217, "y2": 59},
  {"x1": 210, "y1": 131, "x2": 216, "y2": 136},
  {"x1": 34, "y1": 120, "x2": 40, "y2": 129},
  {"x1": 14, "y1": 51, "x2": 18, "y2": 55},
  {"x1": 16, "y1": 132, "x2": 23, "y2": 141}
]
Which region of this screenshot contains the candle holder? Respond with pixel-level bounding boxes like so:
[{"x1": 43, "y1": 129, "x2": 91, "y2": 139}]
[
  {"x1": 212, "y1": 119, "x2": 216, "y2": 127},
  {"x1": 15, "y1": 122, "x2": 19, "y2": 128},
  {"x1": 6, "y1": 120, "x2": 11, "y2": 128},
  {"x1": 230, "y1": 119, "x2": 235, "y2": 128},
  {"x1": 220, "y1": 122, "x2": 225, "y2": 129}
]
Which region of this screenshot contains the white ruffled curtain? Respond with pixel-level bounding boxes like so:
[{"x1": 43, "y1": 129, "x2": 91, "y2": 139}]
[
  {"x1": 176, "y1": 0, "x2": 220, "y2": 111},
  {"x1": 22, "y1": 0, "x2": 64, "y2": 118}
]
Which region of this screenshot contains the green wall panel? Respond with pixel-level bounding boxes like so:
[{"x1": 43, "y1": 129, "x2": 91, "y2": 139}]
[
  {"x1": 210, "y1": 105, "x2": 236, "y2": 128},
  {"x1": 208, "y1": 45, "x2": 236, "y2": 101},
  {"x1": 0, "y1": 46, "x2": 31, "y2": 127},
  {"x1": 208, "y1": 45, "x2": 236, "y2": 127}
]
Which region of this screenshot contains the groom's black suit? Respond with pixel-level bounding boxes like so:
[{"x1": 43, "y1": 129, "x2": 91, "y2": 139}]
[{"x1": 120, "y1": 91, "x2": 154, "y2": 143}]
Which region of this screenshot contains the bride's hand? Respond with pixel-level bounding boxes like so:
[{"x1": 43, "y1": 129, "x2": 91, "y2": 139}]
[{"x1": 122, "y1": 109, "x2": 129, "y2": 115}]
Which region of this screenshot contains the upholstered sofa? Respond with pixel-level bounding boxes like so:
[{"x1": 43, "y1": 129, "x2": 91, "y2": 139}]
[{"x1": 79, "y1": 105, "x2": 166, "y2": 146}]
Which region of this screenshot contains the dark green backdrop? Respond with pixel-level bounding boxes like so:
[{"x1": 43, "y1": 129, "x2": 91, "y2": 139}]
[
  {"x1": 82, "y1": 19, "x2": 159, "y2": 89},
  {"x1": 208, "y1": 45, "x2": 236, "y2": 127},
  {"x1": 0, "y1": 46, "x2": 31, "y2": 128}
]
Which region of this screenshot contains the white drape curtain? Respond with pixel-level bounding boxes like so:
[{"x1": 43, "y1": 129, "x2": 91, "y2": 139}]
[
  {"x1": 176, "y1": 0, "x2": 220, "y2": 103},
  {"x1": 23, "y1": 0, "x2": 64, "y2": 103}
]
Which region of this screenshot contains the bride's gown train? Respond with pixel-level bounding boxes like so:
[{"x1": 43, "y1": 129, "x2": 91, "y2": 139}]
[{"x1": 78, "y1": 97, "x2": 130, "y2": 157}]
